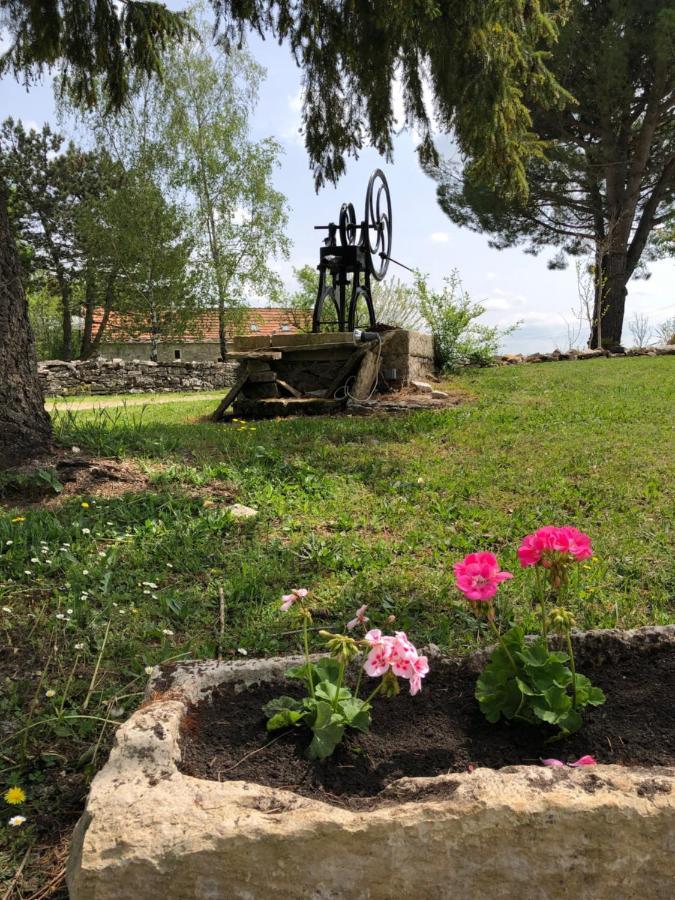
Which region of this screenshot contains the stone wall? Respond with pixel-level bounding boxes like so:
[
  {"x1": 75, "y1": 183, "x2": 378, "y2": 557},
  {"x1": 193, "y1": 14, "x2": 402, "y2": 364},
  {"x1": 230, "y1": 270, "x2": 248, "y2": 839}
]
[
  {"x1": 39, "y1": 357, "x2": 243, "y2": 397},
  {"x1": 498, "y1": 344, "x2": 675, "y2": 365}
]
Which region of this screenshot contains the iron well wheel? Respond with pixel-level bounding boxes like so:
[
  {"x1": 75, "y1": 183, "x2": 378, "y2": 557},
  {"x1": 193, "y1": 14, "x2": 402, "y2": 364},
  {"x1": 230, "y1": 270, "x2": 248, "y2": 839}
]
[
  {"x1": 312, "y1": 286, "x2": 343, "y2": 333},
  {"x1": 364, "y1": 169, "x2": 392, "y2": 281},
  {"x1": 348, "y1": 286, "x2": 376, "y2": 332},
  {"x1": 339, "y1": 202, "x2": 357, "y2": 246}
]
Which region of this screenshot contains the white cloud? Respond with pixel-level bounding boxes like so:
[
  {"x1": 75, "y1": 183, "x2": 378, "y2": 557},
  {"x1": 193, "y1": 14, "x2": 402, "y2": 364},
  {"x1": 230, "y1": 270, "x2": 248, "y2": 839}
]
[
  {"x1": 430, "y1": 231, "x2": 450, "y2": 243},
  {"x1": 486, "y1": 272, "x2": 497, "y2": 281},
  {"x1": 281, "y1": 90, "x2": 305, "y2": 146}
]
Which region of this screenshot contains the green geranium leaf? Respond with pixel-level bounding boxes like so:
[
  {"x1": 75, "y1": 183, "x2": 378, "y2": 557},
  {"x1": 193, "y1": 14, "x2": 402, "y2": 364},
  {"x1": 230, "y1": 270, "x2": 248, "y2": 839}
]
[
  {"x1": 307, "y1": 701, "x2": 345, "y2": 759},
  {"x1": 337, "y1": 697, "x2": 372, "y2": 733},
  {"x1": 315, "y1": 680, "x2": 351, "y2": 703},
  {"x1": 266, "y1": 708, "x2": 306, "y2": 731},
  {"x1": 263, "y1": 695, "x2": 303, "y2": 717}
]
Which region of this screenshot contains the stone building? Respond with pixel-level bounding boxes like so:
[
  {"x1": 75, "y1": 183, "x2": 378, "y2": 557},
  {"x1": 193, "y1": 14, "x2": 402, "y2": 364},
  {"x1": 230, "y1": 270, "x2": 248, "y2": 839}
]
[{"x1": 95, "y1": 308, "x2": 309, "y2": 362}]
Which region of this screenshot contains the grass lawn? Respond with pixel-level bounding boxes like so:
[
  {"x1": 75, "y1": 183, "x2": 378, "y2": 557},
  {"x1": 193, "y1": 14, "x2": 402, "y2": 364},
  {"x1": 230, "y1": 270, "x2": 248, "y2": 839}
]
[{"x1": 1, "y1": 356, "x2": 673, "y2": 895}]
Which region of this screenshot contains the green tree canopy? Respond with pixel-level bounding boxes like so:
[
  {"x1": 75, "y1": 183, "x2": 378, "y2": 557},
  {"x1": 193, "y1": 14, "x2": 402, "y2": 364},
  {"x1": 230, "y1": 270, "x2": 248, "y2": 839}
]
[
  {"x1": 429, "y1": 0, "x2": 675, "y2": 349},
  {"x1": 213, "y1": 0, "x2": 572, "y2": 196}
]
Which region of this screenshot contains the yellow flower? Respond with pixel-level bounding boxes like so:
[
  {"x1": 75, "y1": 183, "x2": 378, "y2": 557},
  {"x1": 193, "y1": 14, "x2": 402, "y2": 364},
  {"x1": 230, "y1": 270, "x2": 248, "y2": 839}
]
[
  {"x1": 4, "y1": 786, "x2": 26, "y2": 805},
  {"x1": 81, "y1": 502, "x2": 90, "y2": 509},
  {"x1": 11, "y1": 516, "x2": 25, "y2": 524}
]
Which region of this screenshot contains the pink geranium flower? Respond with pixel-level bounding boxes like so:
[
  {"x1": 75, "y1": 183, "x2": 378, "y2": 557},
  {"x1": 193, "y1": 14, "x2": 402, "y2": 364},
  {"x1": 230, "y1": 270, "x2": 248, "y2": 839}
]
[
  {"x1": 362, "y1": 630, "x2": 429, "y2": 694},
  {"x1": 346, "y1": 604, "x2": 369, "y2": 631},
  {"x1": 408, "y1": 654, "x2": 429, "y2": 696},
  {"x1": 518, "y1": 526, "x2": 592, "y2": 567},
  {"x1": 280, "y1": 587, "x2": 308, "y2": 612},
  {"x1": 454, "y1": 552, "x2": 513, "y2": 601},
  {"x1": 363, "y1": 630, "x2": 392, "y2": 677}
]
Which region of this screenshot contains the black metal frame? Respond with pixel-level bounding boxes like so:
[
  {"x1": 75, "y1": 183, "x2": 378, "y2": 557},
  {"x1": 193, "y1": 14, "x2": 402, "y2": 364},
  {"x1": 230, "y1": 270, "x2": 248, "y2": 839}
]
[{"x1": 312, "y1": 169, "x2": 392, "y2": 333}]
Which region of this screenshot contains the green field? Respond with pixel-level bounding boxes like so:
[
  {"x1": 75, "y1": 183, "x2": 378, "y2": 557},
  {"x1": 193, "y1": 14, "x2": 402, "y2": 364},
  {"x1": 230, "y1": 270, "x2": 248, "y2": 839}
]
[{"x1": 1, "y1": 356, "x2": 674, "y2": 894}]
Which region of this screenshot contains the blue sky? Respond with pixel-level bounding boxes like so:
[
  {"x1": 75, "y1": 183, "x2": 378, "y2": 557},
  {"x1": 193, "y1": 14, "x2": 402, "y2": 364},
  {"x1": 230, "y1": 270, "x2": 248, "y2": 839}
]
[{"x1": 2, "y1": 10, "x2": 672, "y2": 354}]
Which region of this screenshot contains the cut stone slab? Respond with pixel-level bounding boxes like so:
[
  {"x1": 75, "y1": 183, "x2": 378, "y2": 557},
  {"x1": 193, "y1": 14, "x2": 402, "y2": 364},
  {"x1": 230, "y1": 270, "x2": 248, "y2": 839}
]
[
  {"x1": 68, "y1": 626, "x2": 675, "y2": 899},
  {"x1": 431, "y1": 389, "x2": 448, "y2": 399},
  {"x1": 226, "y1": 503, "x2": 258, "y2": 520},
  {"x1": 410, "y1": 379, "x2": 432, "y2": 393}
]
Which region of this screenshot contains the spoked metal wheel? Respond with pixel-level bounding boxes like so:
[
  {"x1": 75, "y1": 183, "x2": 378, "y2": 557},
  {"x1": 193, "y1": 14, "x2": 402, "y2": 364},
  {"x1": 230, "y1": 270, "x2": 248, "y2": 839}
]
[
  {"x1": 312, "y1": 284, "x2": 343, "y2": 332},
  {"x1": 348, "y1": 285, "x2": 376, "y2": 331},
  {"x1": 363, "y1": 169, "x2": 392, "y2": 281}
]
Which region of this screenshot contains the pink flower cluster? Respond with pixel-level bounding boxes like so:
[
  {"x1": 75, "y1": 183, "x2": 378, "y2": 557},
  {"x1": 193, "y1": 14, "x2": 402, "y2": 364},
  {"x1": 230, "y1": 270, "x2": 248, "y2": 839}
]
[
  {"x1": 453, "y1": 552, "x2": 513, "y2": 602},
  {"x1": 280, "y1": 588, "x2": 308, "y2": 611},
  {"x1": 363, "y1": 629, "x2": 429, "y2": 695},
  {"x1": 518, "y1": 526, "x2": 592, "y2": 568}
]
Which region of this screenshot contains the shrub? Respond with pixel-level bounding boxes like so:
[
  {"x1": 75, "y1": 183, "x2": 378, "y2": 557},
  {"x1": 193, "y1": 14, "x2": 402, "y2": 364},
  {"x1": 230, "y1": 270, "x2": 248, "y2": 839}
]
[{"x1": 416, "y1": 270, "x2": 519, "y2": 372}]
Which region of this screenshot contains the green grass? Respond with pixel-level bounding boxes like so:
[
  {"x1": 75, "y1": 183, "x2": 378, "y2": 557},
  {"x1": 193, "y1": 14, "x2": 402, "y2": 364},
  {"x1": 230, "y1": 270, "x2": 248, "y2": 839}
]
[
  {"x1": 1, "y1": 357, "x2": 674, "y2": 894},
  {"x1": 48, "y1": 389, "x2": 225, "y2": 407}
]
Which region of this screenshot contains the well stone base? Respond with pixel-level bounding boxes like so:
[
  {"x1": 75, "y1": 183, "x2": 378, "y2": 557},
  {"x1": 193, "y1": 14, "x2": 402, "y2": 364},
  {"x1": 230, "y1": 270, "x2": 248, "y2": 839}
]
[{"x1": 67, "y1": 628, "x2": 675, "y2": 899}]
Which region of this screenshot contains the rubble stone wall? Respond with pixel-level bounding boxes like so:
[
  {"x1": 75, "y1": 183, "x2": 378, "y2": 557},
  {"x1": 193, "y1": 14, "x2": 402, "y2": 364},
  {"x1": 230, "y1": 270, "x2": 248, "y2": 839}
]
[{"x1": 39, "y1": 358, "x2": 243, "y2": 397}]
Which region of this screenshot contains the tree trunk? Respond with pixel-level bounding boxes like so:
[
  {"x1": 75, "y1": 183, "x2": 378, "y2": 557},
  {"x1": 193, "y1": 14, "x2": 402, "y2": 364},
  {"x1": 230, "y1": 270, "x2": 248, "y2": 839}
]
[
  {"x1": 150, "y1": 308, "x2": 159, "y2": 362},
  {"x1": 218, "y1": 297, "x2": 227, "y2": 361},
  {"x1": 61, "y1": 280, "x2": 73, "y2": 360},
  {"x1": 589, "y1": 248, "x2": 629, "y2": 351},
  {"x1": 79, "y1": 271, "x2": 95, "y2": 359},
  {"x1": 0, "y1": 184, "x2": 52, "y2": 467}
]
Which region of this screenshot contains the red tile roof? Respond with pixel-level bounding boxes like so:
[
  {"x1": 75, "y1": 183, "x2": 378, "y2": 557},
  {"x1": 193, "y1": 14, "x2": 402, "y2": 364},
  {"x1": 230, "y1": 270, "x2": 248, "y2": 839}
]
[{"x1": 93, "y1": 308, "x2": 310, "y2": 342}]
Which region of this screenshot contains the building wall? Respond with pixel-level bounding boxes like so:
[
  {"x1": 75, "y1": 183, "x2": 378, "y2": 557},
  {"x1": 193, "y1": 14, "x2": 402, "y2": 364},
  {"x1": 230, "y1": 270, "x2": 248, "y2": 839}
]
[{"x1": 103, "y1": 342, "x2": 224, "y2": 363}]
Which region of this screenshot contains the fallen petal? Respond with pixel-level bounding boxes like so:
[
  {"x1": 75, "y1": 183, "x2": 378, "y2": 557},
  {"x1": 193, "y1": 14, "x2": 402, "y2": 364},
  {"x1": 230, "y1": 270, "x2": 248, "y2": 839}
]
[
  {"x1": 540, "y1": 758, "x2": 565, "y2": 767},
  {"x1": 569, "y1": 755, "x2": 597, "y2": 767}
]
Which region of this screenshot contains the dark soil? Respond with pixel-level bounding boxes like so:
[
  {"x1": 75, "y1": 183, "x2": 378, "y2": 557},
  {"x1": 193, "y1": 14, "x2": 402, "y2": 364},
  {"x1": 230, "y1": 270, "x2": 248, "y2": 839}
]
[{"x1": 178, "y1": 637, "x2": 675, "y2": 808}]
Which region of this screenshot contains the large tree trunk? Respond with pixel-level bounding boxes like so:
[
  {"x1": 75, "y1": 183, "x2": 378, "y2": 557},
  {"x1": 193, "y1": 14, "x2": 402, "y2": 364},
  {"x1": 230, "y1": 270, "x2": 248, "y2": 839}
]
[
  {"x1": 0, "y1": 185, "x2": 52, "y2": 467},
  {"x1": 589, "y1": 249, "x2": 629, "y2": 351}
]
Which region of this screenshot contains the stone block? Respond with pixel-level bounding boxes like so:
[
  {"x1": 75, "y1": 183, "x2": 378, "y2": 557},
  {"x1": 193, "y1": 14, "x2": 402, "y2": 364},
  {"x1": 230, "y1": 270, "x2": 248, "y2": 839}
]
[
  {"x1": 411, "y1": 380, "x2": 433, "y2": 393},
  {"x1": 67, "y1": 626, "x2": 675, "y2": 900}
]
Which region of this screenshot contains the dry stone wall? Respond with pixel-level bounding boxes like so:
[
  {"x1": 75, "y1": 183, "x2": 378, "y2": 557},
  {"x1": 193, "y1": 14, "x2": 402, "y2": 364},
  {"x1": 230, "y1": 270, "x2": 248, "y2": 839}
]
[
  {"x1": 497, "y1": 344, "x2": 675, "y2": 365},
  {"x1": 38, "y1": 357, "x2": 243, "y2": 397}
]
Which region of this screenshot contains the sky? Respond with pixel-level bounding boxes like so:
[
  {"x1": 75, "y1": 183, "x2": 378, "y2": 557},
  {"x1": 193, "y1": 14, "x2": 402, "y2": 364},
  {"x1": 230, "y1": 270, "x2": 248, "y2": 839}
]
[{"x1": 1, "y1": 10, "x2": 673, "y2": 354}]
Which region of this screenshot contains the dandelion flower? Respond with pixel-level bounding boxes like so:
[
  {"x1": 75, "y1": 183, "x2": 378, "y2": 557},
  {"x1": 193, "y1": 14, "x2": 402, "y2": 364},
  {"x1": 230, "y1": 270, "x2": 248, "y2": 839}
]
[
  {"x1": 4, "y1": 787, "x2": 26, "y2": 805},
  {"x1": 81, "y1": 502, "x2": 90, "y2": 509},
  {"x1": 8, "y1": 815, "x2": 26, "y2": 827},
  {"x1": 11, "y1": 516, "x2": 25, "y2": 524},
  {"x1": 45, "y1": 689, "x2": 56, "y2": 698}
]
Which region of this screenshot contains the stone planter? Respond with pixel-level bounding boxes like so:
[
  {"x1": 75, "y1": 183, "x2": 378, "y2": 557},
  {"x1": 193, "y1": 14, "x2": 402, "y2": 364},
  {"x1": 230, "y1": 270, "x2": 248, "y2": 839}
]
[{"x1": 67, "y1": 627, "x2": 675, "y2": 899}]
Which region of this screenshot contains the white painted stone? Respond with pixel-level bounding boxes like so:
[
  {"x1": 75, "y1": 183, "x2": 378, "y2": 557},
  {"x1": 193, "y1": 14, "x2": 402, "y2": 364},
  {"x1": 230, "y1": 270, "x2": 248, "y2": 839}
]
[
  {"x1": 431, "y1": 389, "x2": 449, "y2": 399},
  {"x1": 227, "y1": 503, "x2": 258, "y2": 520},
  {"x1": 410, "y1": 380, "x2": 432, "y2": 393}
]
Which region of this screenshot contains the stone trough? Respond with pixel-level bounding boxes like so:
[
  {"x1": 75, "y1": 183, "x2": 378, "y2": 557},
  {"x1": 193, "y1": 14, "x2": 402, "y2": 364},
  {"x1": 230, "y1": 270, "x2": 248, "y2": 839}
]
[{"x1": 67, "y1": 627, "x2": 675, "y2": 899}]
